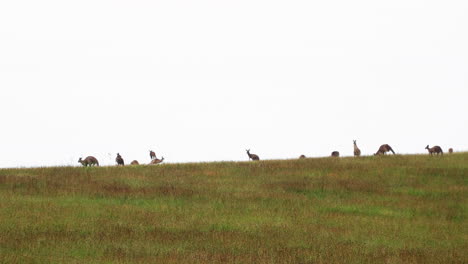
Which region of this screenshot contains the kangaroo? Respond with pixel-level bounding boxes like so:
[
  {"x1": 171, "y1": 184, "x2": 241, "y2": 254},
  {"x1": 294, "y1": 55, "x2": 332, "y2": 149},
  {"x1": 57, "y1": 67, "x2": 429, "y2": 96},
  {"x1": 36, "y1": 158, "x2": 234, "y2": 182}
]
[
  {"x1": 448, "y1": 148, "x2": 453, "y2": 154},
  {"x1": 246, "y1": 149, "x2": 260, "y2": 161},
  {"x1": 150, "y1": 157, "x2": 164, "y2": 165},
  {"x1": 78, "y1": 156, "x2": 99, "y2": 167},
  {"x1": 130, "y1": 160, "x2": 139, "y2": 165},
  {"x1": 331, "y1": 151, "x2": 340, "y2": 157},
  {"x1": 149, "y1": 150, "x2": 156, "y2": 160},
  {"x1": 353, "y1": 140, "x2": 361, "y2": 157},
  {"x1": 115, "y1": 153, "x2": 125, "y2": 166},
  {"x1": 299, "y1": 155, "x2": 306, "y2": 159},
  {"x1": 374, "y1": 144, "x2": 395, "y2": 155},
  {"x1": 425, "y1": 145, "x2": 443, "y2": 156}
]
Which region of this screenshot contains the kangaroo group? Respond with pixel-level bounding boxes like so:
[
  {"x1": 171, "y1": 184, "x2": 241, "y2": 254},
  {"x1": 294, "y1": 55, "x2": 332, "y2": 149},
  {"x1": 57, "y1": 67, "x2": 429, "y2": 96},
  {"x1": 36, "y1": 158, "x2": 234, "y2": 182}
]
[
  {"x1": 247, "y1": 141, "x2": 452, "y2": 162},
  {"x1": 78, "y1": 142, "x2": 453, "y2": 167},
  {"x1": 78, "y1": 150, "x2": 165, "y2": 167}
]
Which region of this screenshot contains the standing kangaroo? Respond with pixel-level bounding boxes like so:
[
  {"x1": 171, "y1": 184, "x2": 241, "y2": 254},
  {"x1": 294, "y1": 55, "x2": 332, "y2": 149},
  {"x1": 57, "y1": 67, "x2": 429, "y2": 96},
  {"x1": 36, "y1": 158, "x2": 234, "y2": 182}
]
[
  {"x1": 425, "y1": 145, "x2": 443, "y2": 156},
  {"x1": 149, "y1": 150, "x2": 156, "y2": 160},
  {"x1": 78, "y1": 156, "x2": 99, "y2": 167},
  {"x1": 331, "y1": 151, "x2": 340, "y2": 157},
  {"x1": 150, "y1": 157, "x2": 164, "y2": 165},
  {"x1": 353, "y1": 140, "x2": 361, "y2": 157},
  {"x1": 374, "y1": 144, "x2": 395, "y2": 155},
  {"x1": 246, "y1": 149, "x2": 260, "y2": 161},
  {"x1": 116, "y1": 153, "x2": 125, "y2": 166}
]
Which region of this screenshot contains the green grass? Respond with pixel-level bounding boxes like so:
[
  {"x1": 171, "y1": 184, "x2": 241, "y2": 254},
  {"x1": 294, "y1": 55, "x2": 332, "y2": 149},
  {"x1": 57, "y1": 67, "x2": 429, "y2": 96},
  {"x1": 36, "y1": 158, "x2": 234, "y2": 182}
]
[{"x1": 0, "y1": 154, "x2": 467, "y2": 263}]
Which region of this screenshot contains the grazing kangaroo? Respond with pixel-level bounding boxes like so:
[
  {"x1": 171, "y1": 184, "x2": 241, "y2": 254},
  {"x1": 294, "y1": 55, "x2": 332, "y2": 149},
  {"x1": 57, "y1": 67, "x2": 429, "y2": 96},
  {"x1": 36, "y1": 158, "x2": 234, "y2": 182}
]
[
  {"x1": 299, "y1": 155, "x2": 306, "y2": 159},
  {"x1": 115, "y1": 153, "x2": 125, "y2": 166},
  {"x1": 374, "y1": 144, "x2": 395, "y2": 155},
  {"x1": 149, "y1": 150, "x2": 156, "y2": 160},
  {"x1": 448, "y1": 148, "x2": 453, "y2": 154},
  {"x1": 425, "y1": 145, "x2": 443, "y2": 156},
  {"x1": 353, "y1": 140, "x2": 361, "y2": 157},
  {"x1": 246, "y1": 149, "x2": 260, "y2": 161},
  {"x1": 150, "y1": 157, "x2": 164, "y2": 165},
  {"x1": 331, "y1": 151, "x2": 340, "y2": 157},
  {"x1": 130, "y1": 160, "x2": 139, "y2": 165},
  {"x1": 78, "y1": 156, "x2": 99, "y2": 167}
]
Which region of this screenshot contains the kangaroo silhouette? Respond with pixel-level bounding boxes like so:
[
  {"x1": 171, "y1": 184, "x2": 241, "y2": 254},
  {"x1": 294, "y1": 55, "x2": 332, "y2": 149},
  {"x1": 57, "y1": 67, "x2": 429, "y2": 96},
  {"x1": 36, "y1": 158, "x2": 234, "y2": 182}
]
[
  {"x1": 353, "y1": 140, "x2": 361, "y2": 157},
  {"x1": 246, "y1": 149, "x2": 260, "y2": 161},
  {"x1": 150, "y1": 157, "x2": 164, "y2": 165},
  {"x1": 116, "y1": 153, "x2": 125, "y2": 166},
  {"x1": 425, "y1": 145, "x2": 443, "y2": 156},
  {"x1": 374, "y1": 144, "x2": 395, "y2": 155},
  {"x1": 78, "y1": 156, "x2": 99, "y2": 167},
  {"x1": 149, "y1": 150, "x2": 156, "y2": 160}
]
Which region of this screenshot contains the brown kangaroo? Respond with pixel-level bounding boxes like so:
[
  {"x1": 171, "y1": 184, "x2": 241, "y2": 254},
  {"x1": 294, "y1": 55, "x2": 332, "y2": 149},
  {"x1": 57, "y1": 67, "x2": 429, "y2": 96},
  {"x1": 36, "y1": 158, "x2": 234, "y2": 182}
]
[
  {"x1": 246, "y1": 149, "x2": 260, "y2": 161},
  {"x1": 374, "y1": 144, "x2": 395, "y2": 155},
  {"x1": 425, "y1": 145, "x2": 443, "y2": 156},
  {"x1": 115, "y1": 153, "x2": 125, "y2": 166},
  {"x1": 78, "y1": 156, "x2": 99, "y2": 167},
  {"x1": 150, "y1": 157, "x2": 164, "y2": 165},
  {"x1": 299, "y1": 155, "x2": 306, "y2": 159},
  {"x1": 448, "y1": 148, "x2": 453, "y2": 154},
  {"x1": 353, "y1": 140, "x2": 361, "y2": 157},
  {"x1": 130, "y1": 160, "x2": 139, "y2": 165},
  {"x1": 149, "y1": 150, "x2": 156, "y2": 160},
  {"x1": 331, "y1": 151, "x2": 340, "y2": 157}
]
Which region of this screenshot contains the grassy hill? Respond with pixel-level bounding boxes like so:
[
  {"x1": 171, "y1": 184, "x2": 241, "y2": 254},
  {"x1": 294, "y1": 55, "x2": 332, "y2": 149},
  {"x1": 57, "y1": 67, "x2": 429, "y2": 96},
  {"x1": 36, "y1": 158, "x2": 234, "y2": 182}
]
[{"x1": 0, "y1": 154, "x2": 467, "y2": 263}]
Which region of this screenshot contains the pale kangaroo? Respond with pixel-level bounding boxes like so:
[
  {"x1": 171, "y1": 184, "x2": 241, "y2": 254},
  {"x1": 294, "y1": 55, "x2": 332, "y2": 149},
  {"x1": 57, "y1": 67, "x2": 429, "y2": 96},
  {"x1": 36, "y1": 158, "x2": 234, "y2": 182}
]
[
  {"x1": 246, "y1": 149, "x2": 260, "y2": 161},
  {"x1": 331, "y1": 151, "x2": 340, "y2": 157},
  {"x1": 374, "y1": 144, "x2": 395, "y2": 155},
  {"x1": 149, "y1": 150, "x2": 156, "y2": 160},
  {"x1": 78, "y1": 156, "x2": 99, "y2": 167},
  {"x1": 130, "y1": 160, "x2": 139, "y2": 165},
  {"x1": 115, "y1": 153, "x2": 125, "y2": 166},
  {"x1": 353, "y1": 140, "x2": 361, "y2": 157},
  {"x1": 425, "y1": 145, "x2": 443, "y2": 156},
  {"x1": 448, "y1": 148, "x2": 453, "y2": 154},
  {"x1": 150, "y1": 157, "x2": 164, "y2": 165}
]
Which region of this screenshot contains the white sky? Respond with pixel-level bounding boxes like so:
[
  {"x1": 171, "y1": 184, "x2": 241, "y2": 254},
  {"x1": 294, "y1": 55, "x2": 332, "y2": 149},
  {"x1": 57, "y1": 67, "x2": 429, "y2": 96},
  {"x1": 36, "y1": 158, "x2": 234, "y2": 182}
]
[{"x1": 0, "y1": 0, "x2": 467, "y2": 167}]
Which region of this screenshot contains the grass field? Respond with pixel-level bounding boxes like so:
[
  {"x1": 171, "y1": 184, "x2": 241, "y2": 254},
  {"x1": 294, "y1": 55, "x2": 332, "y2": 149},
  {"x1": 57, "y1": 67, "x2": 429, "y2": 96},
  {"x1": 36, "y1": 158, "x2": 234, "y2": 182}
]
[{"x1": 0, "y1": 154, "x2": 467, "y2": 263}]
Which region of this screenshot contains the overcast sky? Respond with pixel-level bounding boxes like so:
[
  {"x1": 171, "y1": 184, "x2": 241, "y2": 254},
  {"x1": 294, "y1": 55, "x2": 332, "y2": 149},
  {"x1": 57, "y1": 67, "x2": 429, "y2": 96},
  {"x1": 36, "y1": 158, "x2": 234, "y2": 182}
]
[{"x1": 0, "y1": 0, "x2": 467, "y2": 167}]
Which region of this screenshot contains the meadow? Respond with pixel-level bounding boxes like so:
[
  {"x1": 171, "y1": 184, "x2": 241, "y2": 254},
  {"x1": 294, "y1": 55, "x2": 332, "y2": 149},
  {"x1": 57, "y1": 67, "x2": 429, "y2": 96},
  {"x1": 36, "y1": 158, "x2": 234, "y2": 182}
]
[{"x1": 0, "y1": 154, "x2": 466, "y2": 263}]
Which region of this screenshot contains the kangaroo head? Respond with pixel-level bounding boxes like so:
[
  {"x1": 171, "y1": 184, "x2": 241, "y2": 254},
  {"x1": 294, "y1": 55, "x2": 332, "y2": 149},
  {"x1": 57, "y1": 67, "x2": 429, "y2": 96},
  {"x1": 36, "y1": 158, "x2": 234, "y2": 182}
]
[
  {"x1": 353, "y1": 140, "x2": 356, "y2": 144},
  {"x1": 78, "y1": 157, "x2": 82, "y2": 162},
  {"x1": 425, "y1": 145, "x2": 429, "y2": 149}
]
